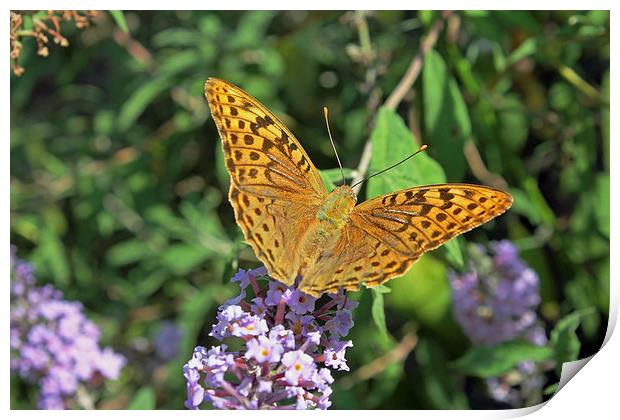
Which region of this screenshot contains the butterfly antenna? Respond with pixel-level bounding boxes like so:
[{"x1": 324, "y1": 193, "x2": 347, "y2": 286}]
[
  {"x1": 351, "y1": 144, "x2": 428, "y2": 189},
  {"x1": 323, "y1": 106, "x2": 346, "y2": 186}
]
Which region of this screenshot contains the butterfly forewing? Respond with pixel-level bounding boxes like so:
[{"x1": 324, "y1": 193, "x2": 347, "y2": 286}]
[
  {"x1": 205, "y1": 78, "x2": 327, "y2": 201},
  {"x1": 205, "y1": 78, "x2": 328, "y2": 285}
]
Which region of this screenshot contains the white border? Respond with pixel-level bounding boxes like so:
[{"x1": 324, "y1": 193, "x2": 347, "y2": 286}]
[{"x1": 5, "y1": 3, "x2": 617, "y2": 419}]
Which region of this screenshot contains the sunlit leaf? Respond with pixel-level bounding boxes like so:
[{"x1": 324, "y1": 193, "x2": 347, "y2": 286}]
[
  {"x1": 594, "y1": 174, "x2": 610, "y2": 238},
  {"x1": 161, "y1": 244, "x2": 213, "y2": 275},
  {"x1": 117, "y1": 76, "x2": 174, "y2": 131},
  {"x1": 550, "y1": 308, "x2": 596, "y2": 373},
  {"x1": 109, "y1": 11, "x2": 129, "y2": 33},
  {"x1": 423, "y1": 50, "x2": 471, "y2": 181},
  {"x1": 370, "y1": 289, "x2": 389, "y2": 339}
]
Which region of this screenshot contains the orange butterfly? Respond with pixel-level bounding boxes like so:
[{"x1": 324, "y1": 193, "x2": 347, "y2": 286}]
[{"x1": 205, "y1": 78, "x2": 513, "y2": 297}]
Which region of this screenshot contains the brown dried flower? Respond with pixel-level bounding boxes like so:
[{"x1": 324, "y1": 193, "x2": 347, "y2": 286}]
[{"x1": 10, "y1": 10, "x2": 99, "y2": 76}]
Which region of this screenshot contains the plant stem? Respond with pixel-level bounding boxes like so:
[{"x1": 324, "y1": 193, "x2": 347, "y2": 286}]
[{"x1": 351, "y1": 11, "x2": 451, "y2": 194}]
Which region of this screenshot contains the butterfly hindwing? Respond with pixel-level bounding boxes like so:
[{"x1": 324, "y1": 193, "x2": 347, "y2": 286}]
[{"x1": 298, "y1": 222, "x2": 421, "y2": 296}]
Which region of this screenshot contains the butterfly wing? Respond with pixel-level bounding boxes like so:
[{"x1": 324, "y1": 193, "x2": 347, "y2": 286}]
[
  {"x1": 205, "y1": 78, "x2": 328, "y2": 284},
  {"x1": 299, "y1": 183, "x2": 512, "y2": 296}
]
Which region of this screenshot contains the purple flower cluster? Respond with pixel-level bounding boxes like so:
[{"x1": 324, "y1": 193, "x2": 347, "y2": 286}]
[
  {"x1": 449, "y1": 241, "x2": 548, "y2": 407},
  {"x1": 486, "y1": 360, "x2": 546, "y2": 407},
  {"x1": 10, "y1": 246, "x2": 126, "y2": 409},
  {"x1": 449, "y1": 240, "x2": 547, "y2": 346},
  {"x1": 183, "y1": 266, "x2": 357, "y2": 410}
]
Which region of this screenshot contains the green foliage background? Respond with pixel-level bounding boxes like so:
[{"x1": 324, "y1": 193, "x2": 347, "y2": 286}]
[{"x1": 10, "y1": 10, "x2": 609, "y2": 409}]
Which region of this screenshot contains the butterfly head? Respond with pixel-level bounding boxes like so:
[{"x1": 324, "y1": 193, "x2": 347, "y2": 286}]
[{"x1": 317, "y1": 185, "x2": 357, "y2": 229}]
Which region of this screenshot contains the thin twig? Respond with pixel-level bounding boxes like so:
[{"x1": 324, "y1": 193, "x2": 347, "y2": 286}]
[
  {"x1": 112, "y1": 27, "x2": 155, "y2": 72},
  {"x1": 463, "y1": 139, "x2": 508, "y2": 190},
  {"x1": 339, "y1": 330, "x2": 418, "y2": 389},
  {"x1": 351, "y1": 12, "x2": 451, "y2": 193},
  {"x1": 355, "y1": 11, "x2": 374, "y2": 66},
  {"x1": 384, "y1": 11, "x2": 452, "y2": 110},
  {"x1": 557, "y1": 64, "x2": 600, "y2": 101},
  {"x1": 351, "y1": 141, "x2": 373, "y2": 194}
]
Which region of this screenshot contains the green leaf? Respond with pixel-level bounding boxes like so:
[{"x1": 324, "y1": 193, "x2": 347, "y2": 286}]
[
  {"x1": 128, "y1": 386, "x2": 156, "y2": 409},
  {"x1": 368, "y1": 107, "x2": 446, "y2": 198},
  {"x1": 319, "y1": 171, "x2": 337, "y2": 191},
  {"x1": 418, "y1": 11, "x2": 437, "y2": 27},
  {"x1": 601, "y1": 70, "x2": 610, "y2": 170},
  {"x1": 453, "y1": 341, "x2": 553, "y2": 378},
  {"x1": 369, "y1": 284, "x2": 391, "y2": 294},
  {"x1": 159, "y1": 50, "x2": 201, "y2": 76},
  {"x1": 594, "y1": 174, "x2": 610, "y2": 238},
  {"x1": 442, "y1": 240, "x2": 464, "y2": 269},
  {"x1": 107, "y1": 239, "x2": 153, "y2": 267},
  {"x1": 117, "y1": 76, "x2": 173, "y2": 131},
  {"x1": 370, "y1": 289, "x2": 389, "y2": 339},
  {"x1": 161, "y1": 244, "x2": 213, "y2": 275},
  {"x1": 109, "y1": 11, "x2": 129, "y2": 33},
  {"x1": 543, "y1": 383, "x2": 559, "y2": 396},
  {"x1": 497, "y1": 95, "x2": 528, "y2": 153},
  {"x1": 177, "y1": 288, "x2": 217, "y2": 367},
  {"x1": 596, "y1": 258, "x2": 610, "y2": 314},
  {"x1": 38, "y1": 228, "x2": 70, "y2": 286},
  {"x1": 508, "y1": 188, "x2": 541, "y2": 225},
  {"x1": 145, "y1": 205, "x2": 194, "y2": 239},
  {"x1": 386, "y1": 255, "x2": 451, "y2": 328},
  {"x1": 214, "y1": 140, "x2": 230, "y2": 191},
  {"x1": 417, "y1": 338, "x2": 469, "y2": 408},
  {"x1": 230, "y1": 11, "x2": 277, "y2": 49},
  {"x1": 493, "y1": 11, "x2": 542, "y2": 34},
  {"x1": 507, "y1": 38, "x2": 538, "y2": 66},
  {"x1": 152, "y1": 28, "x2": 200, "y2": 48},
  {"x1": 423, "y1": 50, "x2": 471, "y2": 181},
  {"x1": 550, "y1": 308, "x2": 596, "y2": 372},
  {"x1": 521, "y1": 177, "x2": 556, "y2": 226},
  {"x1": 564, "y1": 273, "x2": 601, "y2": 338},
  {"x1": 367, "y1": 106, "x2": 463, "y2": 267}
]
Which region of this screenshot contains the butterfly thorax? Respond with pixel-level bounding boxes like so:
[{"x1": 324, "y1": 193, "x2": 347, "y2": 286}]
[{"x1": 316, "y1": 185, "x2": 357, "y2": 230}]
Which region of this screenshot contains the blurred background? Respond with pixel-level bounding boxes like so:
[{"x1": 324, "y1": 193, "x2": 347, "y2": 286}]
[{"x1": 10, "y1": 10, "x2": 609, "y2": 409}]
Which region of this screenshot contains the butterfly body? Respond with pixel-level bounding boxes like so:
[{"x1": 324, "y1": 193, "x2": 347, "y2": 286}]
[
  {"x1": 293, "y1": 186, "x2": 356, "y2": 282},
  {"x1": 205, "y1": 78, "x2": 513, "y2": 297}
]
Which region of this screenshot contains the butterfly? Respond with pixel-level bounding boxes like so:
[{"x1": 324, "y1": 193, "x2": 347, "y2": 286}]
[{"x1": 205, "y1": 78, "x2": 513, "y2": 297}]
